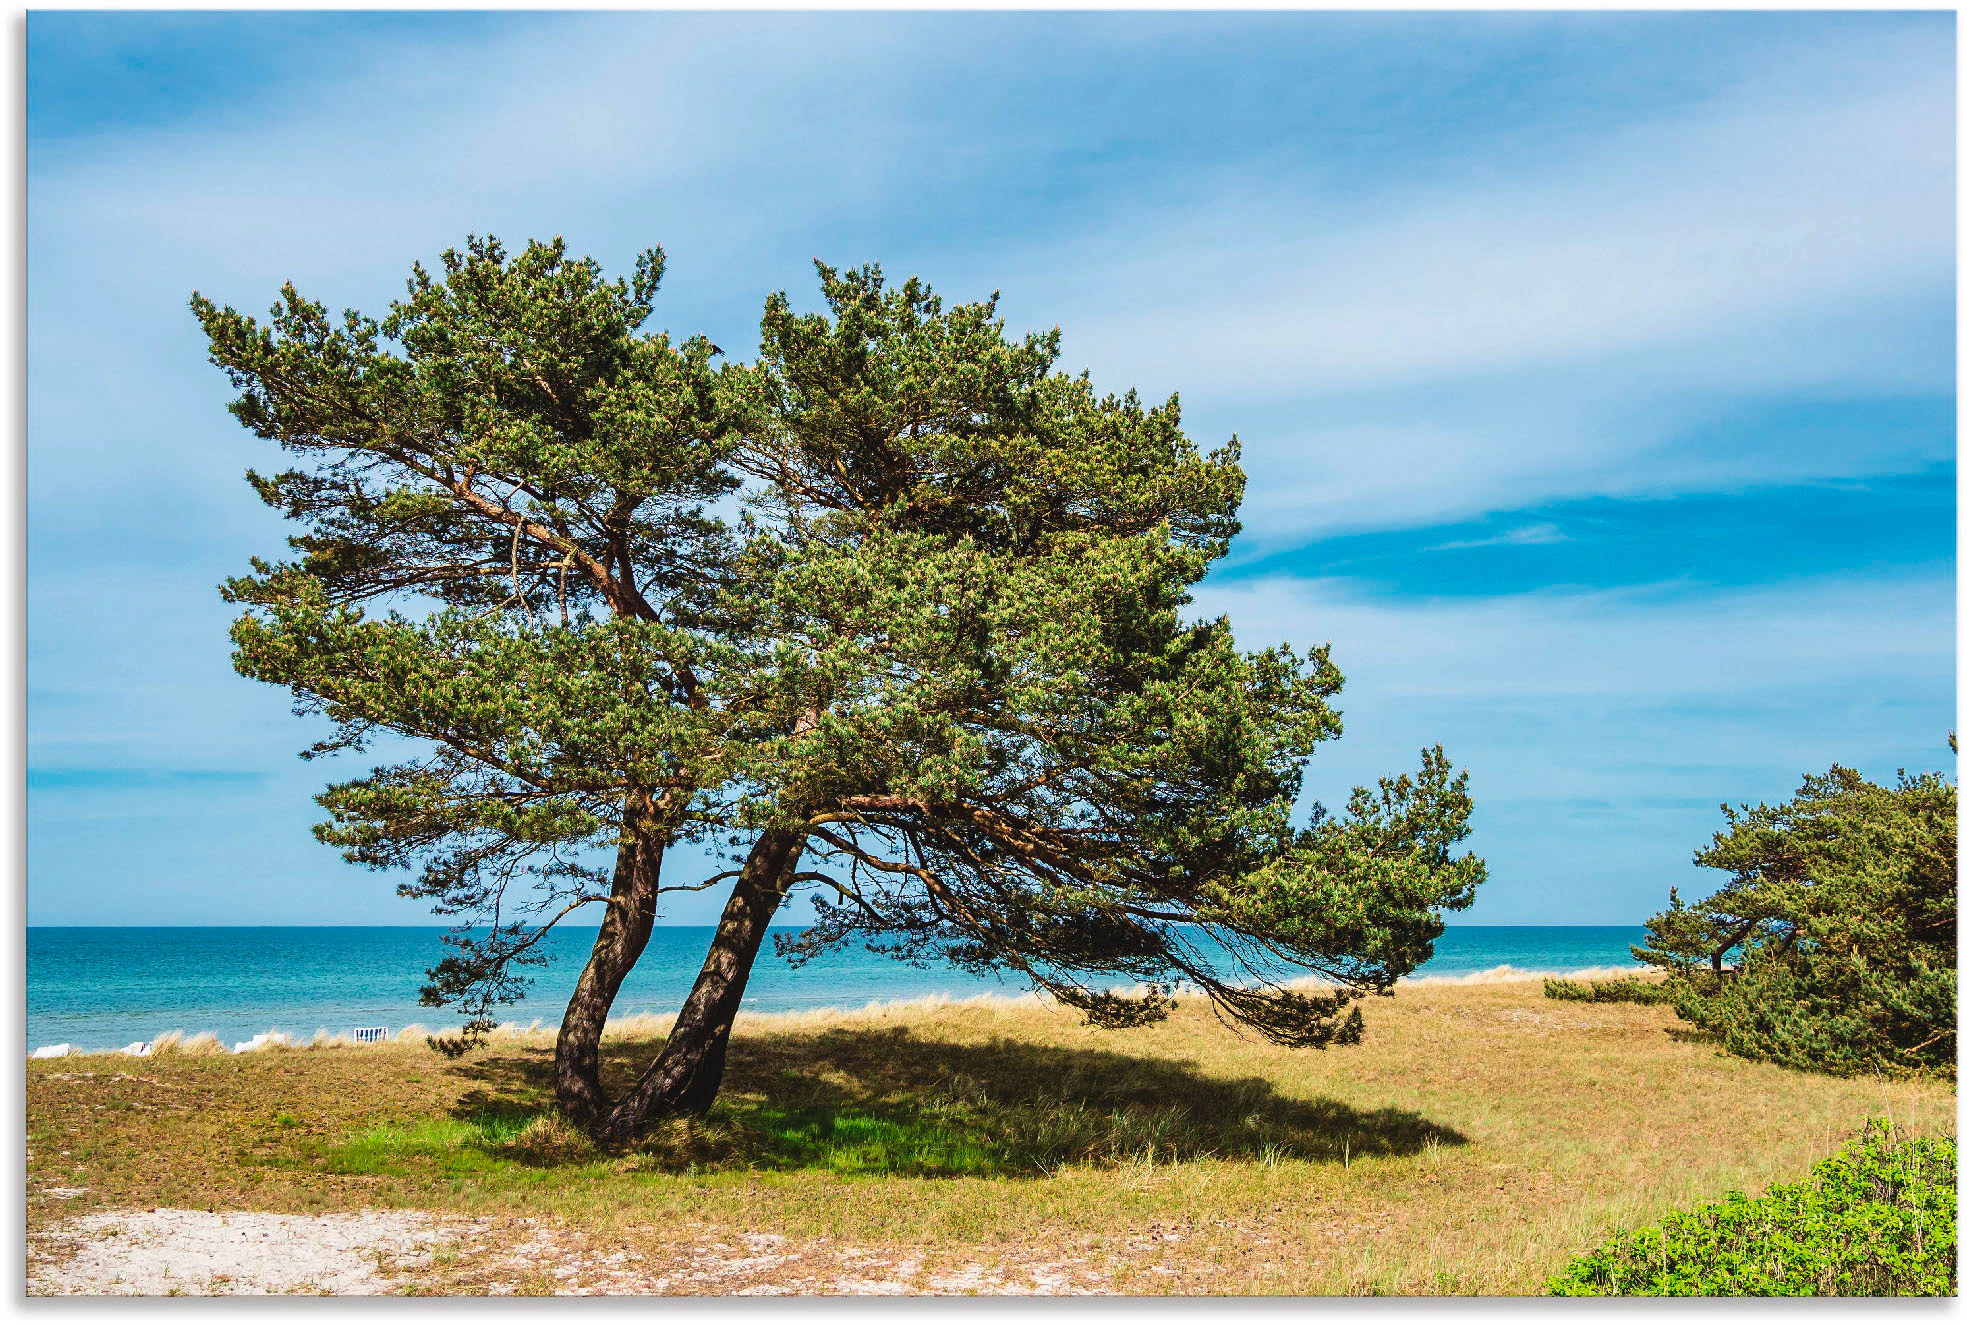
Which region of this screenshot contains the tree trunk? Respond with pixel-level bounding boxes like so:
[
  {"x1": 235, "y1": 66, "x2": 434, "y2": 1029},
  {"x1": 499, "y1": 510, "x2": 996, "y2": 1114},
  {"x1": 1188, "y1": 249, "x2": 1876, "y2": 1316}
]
[
  {"x1": 593, "y1": 827, "x2": 805, "y2": 1147},
  {"x1": 553, "y1": 827, "x2": 665, "y2": 1128}
]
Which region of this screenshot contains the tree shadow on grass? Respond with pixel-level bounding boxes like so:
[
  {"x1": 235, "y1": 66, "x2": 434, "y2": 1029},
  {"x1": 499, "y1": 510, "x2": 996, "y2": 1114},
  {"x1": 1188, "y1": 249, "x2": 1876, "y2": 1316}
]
[{"x1": 440, "y1": 1024, "x2": 1465, "y2": 1178}]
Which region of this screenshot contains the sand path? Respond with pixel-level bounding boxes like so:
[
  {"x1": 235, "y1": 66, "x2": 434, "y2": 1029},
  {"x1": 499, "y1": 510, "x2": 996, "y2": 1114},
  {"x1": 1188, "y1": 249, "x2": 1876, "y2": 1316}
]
[
  {"x1": 28, "y1": 1209, "x2": 455, "y2": 1295},
  {"x1": 28, "y1": 1208, "x2": 1113, "y2": 1296}
]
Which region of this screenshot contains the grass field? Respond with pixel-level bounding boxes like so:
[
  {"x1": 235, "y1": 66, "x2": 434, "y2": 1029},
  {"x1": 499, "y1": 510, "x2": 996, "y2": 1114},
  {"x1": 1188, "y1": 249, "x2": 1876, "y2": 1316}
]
[{"x1": 26, "y1": 976, "x2": 1955, "y2": 1295}]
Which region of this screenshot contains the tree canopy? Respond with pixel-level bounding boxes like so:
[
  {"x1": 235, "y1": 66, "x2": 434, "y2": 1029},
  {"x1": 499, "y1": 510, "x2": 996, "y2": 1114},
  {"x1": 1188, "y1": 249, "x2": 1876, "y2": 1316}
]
[{"x1": 196, "y1": 236, "x2": 1486, "y2": 1141}]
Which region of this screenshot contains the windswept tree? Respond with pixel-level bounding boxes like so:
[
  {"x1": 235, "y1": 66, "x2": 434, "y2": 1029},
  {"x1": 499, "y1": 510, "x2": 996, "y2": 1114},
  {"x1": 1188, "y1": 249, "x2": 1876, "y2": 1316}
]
[
  {"x1": 1635, "y1": 749, "x2": 1957, "y2": 1077},
  {"x1": 196, "y1": 237, "x2": 1485, "y2": 1145}
]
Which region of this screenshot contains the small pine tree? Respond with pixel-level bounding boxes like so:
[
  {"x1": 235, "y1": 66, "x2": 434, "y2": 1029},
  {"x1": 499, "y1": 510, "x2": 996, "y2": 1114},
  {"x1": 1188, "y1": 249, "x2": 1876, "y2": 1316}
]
[{"x1": 1634, "y1": 748, "x2": 1956, "y2": 1077}]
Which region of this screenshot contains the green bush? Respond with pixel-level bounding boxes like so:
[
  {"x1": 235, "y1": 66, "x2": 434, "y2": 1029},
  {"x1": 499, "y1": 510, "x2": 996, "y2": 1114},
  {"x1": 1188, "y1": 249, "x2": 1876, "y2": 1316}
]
[
  {"x1": 1547, "y1": 1121, "x2": 1956, "y2": 1296},
  {"x1": 1543, "y1": 975, "x2": 1675, "y2": 1005}
]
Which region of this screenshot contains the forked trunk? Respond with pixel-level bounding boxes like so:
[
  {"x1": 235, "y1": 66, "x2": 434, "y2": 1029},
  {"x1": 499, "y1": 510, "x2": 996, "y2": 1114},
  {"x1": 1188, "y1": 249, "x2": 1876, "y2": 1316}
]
[
  {"x1": 551, "y1": 819, "x2": 806, "y2": 1145},
  {"x1": 592, "y1": 827, "x2": 805, "y2": 1147}
]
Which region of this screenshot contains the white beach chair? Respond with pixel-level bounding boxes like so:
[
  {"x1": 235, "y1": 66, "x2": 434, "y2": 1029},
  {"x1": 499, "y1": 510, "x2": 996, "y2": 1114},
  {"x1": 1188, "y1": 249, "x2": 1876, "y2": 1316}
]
[{"x1": 352, "y1": 1026, "x2": 390, "y2": 1044}]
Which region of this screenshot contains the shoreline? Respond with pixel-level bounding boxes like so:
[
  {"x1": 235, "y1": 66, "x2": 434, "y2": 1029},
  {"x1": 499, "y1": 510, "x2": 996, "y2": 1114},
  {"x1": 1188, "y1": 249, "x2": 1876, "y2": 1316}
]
[{"x1": 28, "y1": 962, "x2": 1649, "y2": 1059}]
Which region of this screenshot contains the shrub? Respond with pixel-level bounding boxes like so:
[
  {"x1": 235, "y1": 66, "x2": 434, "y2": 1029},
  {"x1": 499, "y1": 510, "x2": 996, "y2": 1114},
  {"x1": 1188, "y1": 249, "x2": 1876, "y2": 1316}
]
[
  {"x1": 1543, "y1": 976, "x2": 1674, "y2": 1005},
  {"x1": 1634, "y1": 754, "x2": 1956, "y2": 1077},
  {"x1": 1547, "y1": 1121, "x2": 1956, "y2": 1296}
]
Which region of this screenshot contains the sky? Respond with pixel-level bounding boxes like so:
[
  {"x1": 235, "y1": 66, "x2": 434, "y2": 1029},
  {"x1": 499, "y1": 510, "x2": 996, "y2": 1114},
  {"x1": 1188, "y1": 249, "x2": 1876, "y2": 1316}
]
[{"x1": 25, "y1": 11, "x2": 1957, "y2": 928}]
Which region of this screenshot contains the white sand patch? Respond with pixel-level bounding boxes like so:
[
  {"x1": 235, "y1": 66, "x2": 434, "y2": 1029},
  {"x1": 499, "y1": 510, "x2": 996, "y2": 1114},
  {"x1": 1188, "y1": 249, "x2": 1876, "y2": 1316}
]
[{"x1": 28, "y1": 1209, "x2": 464, "y2": 1296}]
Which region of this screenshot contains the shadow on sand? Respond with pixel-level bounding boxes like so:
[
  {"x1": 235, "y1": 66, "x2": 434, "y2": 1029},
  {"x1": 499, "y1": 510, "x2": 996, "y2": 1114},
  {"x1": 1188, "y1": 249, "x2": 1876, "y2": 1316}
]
[{"x1": 440, "y1": 1024, "x2": 1466, "y2": 1177}]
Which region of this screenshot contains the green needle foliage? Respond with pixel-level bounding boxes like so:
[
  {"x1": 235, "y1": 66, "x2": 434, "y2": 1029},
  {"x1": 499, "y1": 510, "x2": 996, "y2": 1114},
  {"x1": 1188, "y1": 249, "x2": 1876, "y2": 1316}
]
[
  {"x1": 194, "y1": 237, "x2": 1485, "y2": 1140},
  {"x1": 1548, "y1": 1121, "x2": 1957, "y2": 1296},
  {"x1": 1633, "y1": 749, "x2": 1956, "y2": 1078}
]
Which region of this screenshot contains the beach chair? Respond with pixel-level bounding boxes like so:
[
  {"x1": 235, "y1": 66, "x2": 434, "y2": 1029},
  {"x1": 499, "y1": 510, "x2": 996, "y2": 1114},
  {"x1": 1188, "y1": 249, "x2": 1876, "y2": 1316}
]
[{"x1": 352, "y1": 1026, "x2": 390, "y2": 1044}]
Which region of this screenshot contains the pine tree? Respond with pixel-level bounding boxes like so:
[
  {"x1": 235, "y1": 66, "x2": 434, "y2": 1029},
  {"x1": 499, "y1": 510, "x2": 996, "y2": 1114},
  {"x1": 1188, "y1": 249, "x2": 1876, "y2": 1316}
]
[
  {"x1": 1634, "y1": 749, "x2": 1956, "y2": 1076},
  {"x1": 196, "y1": 238, "x2": 1485, "y2": 1144}
]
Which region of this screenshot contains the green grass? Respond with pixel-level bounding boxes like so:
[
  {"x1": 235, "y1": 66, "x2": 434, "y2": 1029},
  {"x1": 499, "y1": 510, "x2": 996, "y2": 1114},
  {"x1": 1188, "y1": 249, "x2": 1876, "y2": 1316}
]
[
  {"x1": 320, "y1": 1056, "x2": 1437, "y2": 1180},
  {"x1": 1548, "y1": 1121, "x2": 1956, "y2": 1296},
  {"x1": 317, "y1": 1105, "x2": 1005, "y2": 1179},
  {"x1": 319, "y1": 1116, "x2": 546, "y2": 1179}
]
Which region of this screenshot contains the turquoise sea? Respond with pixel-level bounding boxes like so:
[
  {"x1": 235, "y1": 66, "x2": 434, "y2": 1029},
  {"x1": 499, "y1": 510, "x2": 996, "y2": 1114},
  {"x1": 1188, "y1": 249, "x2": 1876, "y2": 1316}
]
[{"x1": 26, "y1": 925, "x2": 1647, "y2": 1052}]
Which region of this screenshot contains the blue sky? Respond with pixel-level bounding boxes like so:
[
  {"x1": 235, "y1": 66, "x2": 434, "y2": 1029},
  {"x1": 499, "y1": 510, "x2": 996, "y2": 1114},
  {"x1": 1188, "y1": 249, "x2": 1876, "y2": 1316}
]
[{"x1": 26, "y1": 11, "x2": 1956, "y2": 927}]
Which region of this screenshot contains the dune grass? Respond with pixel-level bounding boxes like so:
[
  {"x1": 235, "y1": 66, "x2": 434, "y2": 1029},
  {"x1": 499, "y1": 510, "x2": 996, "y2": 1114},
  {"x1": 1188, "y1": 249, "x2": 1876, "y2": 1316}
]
[
  {"x1": 1543, "y1": 974, "x2": 1677, "y2": 1005},
  {"x1": 26, "y1": 979, "x2": 1954, "y2": 1295}
]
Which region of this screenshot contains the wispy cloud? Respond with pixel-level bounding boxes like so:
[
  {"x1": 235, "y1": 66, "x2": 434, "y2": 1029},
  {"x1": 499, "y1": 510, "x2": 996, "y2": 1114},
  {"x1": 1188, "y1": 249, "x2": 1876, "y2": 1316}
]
[
  {"x1": 1014, "y1": 33, "x2": 1952, "y2": 542},
  {"x1": 28, "y1": 14, "x2": 1952, "y2": 546},
  {"x1": 1032, "y1": 23, "x2": 1951, "y2": 387},
  {"x1": 1196, "y1": 571, "x2": 1953, "y2": 705},
  {"x1": 1428, "y1": 523, "x2": 1568, "y2": 553}
]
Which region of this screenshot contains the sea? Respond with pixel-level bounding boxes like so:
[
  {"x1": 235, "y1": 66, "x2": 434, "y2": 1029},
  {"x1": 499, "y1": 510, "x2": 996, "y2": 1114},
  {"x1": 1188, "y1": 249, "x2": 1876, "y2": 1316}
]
[{"x1": 26, "y1": 925, "x2": 1648, "y2": 1053}]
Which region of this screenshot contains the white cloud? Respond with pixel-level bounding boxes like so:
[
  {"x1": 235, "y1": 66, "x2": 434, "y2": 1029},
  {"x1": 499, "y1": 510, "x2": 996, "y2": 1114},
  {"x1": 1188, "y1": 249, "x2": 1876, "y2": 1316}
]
[
  {"x1": 1194, "y1": 568, "x2": 1955, "y2": 812},
  {"x1": 1039, "y1": 43, "x2": 1950, "y2": 397},
  {"x1": 988, "y1": 28, "x2": 1954, "y2": 541},
  {"x1": 1217, "y1": 325, "x2": 1954, "y2": 547},
  {"x1": 29, "y1": 16, "x2": 1952, "y2": 550},
  {"x1": 1197, "y1": 571, "x2": 1953, "y2": 704}
]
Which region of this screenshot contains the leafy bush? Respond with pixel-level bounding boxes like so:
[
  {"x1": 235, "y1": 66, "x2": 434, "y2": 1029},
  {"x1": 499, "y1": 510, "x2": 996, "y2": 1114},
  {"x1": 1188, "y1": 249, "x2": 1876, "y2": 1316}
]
[
  {"x1": 1543, "y1": 976, "x2": 1675, "y2": 1005},
  {"x1": 1634, "y1": 755, "x2": 1956, "y2": 1076},
  {"x1": 1548, "y1": 1121, "x2": 1956, "y2": 1296}
]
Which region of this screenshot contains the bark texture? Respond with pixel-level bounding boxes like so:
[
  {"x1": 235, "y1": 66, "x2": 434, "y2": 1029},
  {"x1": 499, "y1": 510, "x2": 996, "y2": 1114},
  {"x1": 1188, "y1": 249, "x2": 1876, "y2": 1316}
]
[
  {"x1": 553, "y1": 825, "x2": 806, "y2": 1145},
  {"x1": 552, "y1": 829, "x2": 665, "y2": 1128},
  {"x1": 594, "y1": 827, "x2": 805, "y2": 1146}
]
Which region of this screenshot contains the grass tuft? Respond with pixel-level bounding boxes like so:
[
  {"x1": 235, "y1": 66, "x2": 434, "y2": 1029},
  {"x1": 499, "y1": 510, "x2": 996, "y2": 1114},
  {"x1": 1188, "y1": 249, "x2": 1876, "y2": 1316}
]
[
  {"x1": 1544, "y1": 976, "x2": 1675, "y2": 1005},
  {"x1": 148, "y1": 1031, "x2": 227, "y2": 1057}
]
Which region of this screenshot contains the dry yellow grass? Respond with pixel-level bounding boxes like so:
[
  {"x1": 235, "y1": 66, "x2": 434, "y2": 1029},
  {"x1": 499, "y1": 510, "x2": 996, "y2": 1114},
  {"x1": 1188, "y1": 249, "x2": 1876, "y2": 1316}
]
[{"x1": 26, "y1": 977, "x2": 1954, "y2": 1295}]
